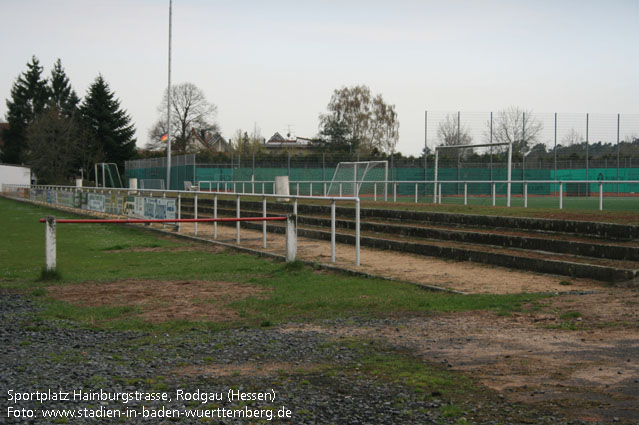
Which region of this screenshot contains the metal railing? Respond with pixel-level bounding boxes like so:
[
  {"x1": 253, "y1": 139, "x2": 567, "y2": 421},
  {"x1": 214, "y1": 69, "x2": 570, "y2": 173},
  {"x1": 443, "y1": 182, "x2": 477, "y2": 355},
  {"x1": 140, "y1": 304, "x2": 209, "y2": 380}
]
[{"x1": 2, "y1": 184, "x2": 362, "y2": 266}]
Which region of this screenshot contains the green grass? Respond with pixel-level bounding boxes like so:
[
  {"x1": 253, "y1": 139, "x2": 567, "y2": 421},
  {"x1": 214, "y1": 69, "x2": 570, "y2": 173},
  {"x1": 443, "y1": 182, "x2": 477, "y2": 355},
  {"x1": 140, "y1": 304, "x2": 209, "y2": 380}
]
[{"x1": 0, "y1": 197, "x2": 549, "y2": 331}]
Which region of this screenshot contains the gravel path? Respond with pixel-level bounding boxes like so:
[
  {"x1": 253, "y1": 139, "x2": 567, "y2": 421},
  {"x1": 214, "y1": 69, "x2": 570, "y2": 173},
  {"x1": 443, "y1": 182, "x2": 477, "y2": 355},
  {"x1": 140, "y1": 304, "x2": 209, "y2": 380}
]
[{"x1": 1, "y1": 291, "x2": 593, "y2": 424}]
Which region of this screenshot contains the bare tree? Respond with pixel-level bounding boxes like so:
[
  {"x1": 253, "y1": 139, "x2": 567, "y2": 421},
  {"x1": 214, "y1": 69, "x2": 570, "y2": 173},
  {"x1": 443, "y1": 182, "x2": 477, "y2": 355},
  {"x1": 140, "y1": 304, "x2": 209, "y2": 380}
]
[
  {"x1": 491, "y1": 106, "x2": 543, "y2": 155},
  {"x1": 319, "y1": 85, "x2": 399, "y2": 154},
  {"x1": 437, "y1": 113, "x2": 473, "y2": 159},
  {"x1": 147, "y1": 82, "x2": 219, "y2": 153},
  {"x1": 561, "y1": 128, "x2": 583, "y2": 147}
]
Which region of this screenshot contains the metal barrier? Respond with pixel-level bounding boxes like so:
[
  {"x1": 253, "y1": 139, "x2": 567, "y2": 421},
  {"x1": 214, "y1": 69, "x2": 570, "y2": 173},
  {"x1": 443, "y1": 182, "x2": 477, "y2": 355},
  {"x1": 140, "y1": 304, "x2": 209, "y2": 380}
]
[
  {"x1": 39, "y1": 216, "x2": 295, "y2": 272},
  {"x1": 2, "y1": 184, "x2": 360, "y2": 267}
]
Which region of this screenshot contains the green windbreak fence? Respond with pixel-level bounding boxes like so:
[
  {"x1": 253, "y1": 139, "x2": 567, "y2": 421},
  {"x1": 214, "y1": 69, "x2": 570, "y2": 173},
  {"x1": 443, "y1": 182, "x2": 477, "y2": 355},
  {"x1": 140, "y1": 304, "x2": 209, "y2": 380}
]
[{"x1": 192, "y1": 166, "x2": 637, "y2": 196}]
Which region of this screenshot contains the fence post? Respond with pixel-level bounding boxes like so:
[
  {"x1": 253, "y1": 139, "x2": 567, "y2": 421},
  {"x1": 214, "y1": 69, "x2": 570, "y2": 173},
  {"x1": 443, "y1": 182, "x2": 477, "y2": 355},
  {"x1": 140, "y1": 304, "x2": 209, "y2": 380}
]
[
  {"x1": 194, "y1": 192, "x2": 198, "y2": 236},
  {"x1": 415, "y1": 184, "x2": 418, "y2": 203},
  {"x1": 559, "y1": 182, "x2": 563, "y2": 209},
  {"x1": 331, "y1": 199, "x2": 336, "y2": 263},
  {"x1": 599, "y1": 181, "x2": 603, "y2": 211},
  {"x1": 464, "y1": 183, "x2": 468, "y2": 205},
  {"x1": 356, "y1": 198, "x2": 360, "y2": 266},
  {"x1": 236, "y1": 195, "x2": 241, "y2": 244},
  {"x1": 262, "y1": 196, "x2": 267, "y2": 248},
  {"x1": 492, "y1": 183, "x2": 496, "y2": 206},
  {"x1": 374, "y1": 183, "x2": 377, "y2": 201},
  {"x1": 213, "y1": 194, "x2": 218, "y2": 239},
  {"x1": 393, "y1": 183, "x2": 397, "y2": 202},
  {"x1": 524, "y1": 183, "x2": 528, "y2": 208},
  {"x1": 177, "y1": 193, "x2": 181, "y2": 232},
  {"x1": 293, "y1": 198, "x2": 298, "y2": 216},
  {"x1": 438, "y1": 184, "x2": 442, "y2": 204},
  {"x1": 286, "y1": 214, "x2": 297, "y2": 263},
  {"x1": 45, "y1": 216, "x2": 56, "y2": 272}
]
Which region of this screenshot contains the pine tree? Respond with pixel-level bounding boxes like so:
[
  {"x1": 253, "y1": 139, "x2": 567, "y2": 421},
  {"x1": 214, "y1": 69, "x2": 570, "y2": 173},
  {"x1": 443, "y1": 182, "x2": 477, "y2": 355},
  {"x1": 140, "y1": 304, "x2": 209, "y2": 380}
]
[
  {"x1": 2, "y1": 56, "x2": 50, "y2": 164},
  {"x1": 80, "y1": 75, "x2": 136, "y2": 167},
  {"x1": 48, "y1": 58, "x2": 80, "y2": 116}
]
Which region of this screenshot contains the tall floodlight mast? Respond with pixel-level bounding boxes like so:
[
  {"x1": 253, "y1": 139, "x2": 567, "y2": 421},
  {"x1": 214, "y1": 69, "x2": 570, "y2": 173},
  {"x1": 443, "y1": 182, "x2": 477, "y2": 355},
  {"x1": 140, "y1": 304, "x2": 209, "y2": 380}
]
[{"x1": 166, "y1": 0, "x2": 173, "y2": 190}]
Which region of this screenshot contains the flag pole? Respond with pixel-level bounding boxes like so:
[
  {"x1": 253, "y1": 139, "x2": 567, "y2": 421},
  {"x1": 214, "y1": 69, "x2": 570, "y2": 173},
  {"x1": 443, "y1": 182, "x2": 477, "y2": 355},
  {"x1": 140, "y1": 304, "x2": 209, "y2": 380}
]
[{"x1": 166, "y1": 0, "x2": 172, "y2": 190}]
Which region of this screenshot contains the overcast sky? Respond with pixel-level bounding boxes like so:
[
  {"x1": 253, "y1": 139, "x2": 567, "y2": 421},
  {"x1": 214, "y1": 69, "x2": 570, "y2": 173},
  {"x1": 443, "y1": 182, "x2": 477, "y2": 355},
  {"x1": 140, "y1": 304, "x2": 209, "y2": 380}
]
[{"x1": 1, "y1": 0, "x2": 638, "y2": 155}]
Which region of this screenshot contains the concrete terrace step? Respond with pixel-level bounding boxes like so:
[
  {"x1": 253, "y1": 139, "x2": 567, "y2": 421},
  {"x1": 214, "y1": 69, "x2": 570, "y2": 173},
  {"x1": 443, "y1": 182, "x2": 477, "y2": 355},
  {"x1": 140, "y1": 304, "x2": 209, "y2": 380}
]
[{"x1": 182, "y1": 204, "x2": 639, "y2": 262}]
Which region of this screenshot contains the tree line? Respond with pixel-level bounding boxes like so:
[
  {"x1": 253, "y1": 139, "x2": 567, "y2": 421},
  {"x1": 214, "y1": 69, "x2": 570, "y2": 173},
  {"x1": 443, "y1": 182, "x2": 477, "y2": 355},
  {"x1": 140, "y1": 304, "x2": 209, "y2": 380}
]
[{"x1": 1, "y1": 56, "x2": 136, "y2": 184}]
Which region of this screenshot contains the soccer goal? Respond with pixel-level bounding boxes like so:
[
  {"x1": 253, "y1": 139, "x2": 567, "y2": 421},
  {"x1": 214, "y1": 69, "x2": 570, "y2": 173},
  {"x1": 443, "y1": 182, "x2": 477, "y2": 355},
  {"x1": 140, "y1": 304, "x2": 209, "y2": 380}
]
[
  {"x1": 139, "y1": 179, "x2": 166, "y2": 190},
  {"x1": 434, "y1": 142, "x2": 512, "y2": 206},
  {"x1": 327, "y1": 161, "x2": 388, "y2": 200}
]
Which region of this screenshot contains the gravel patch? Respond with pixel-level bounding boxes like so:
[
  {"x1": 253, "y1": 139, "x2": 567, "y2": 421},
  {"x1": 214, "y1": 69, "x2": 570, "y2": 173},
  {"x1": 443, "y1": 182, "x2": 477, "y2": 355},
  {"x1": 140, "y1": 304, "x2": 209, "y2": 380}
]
[{"x1": 1, "y1": 291, "x2": 595, "y2": 424}]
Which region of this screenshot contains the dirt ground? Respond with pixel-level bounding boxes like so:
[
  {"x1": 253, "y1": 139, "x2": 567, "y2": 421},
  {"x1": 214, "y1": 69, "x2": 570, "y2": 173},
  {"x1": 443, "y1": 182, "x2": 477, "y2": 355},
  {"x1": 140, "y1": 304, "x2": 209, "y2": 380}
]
[
  {"x1": 281, "y1": 289, "x2": 639, "y2": 423},
  {"x1": 47, "y1": 278, "x2": 270, "y2": 323},
  {"x1": 173, "y1": 221, "x2": 610, "y2": 294}
]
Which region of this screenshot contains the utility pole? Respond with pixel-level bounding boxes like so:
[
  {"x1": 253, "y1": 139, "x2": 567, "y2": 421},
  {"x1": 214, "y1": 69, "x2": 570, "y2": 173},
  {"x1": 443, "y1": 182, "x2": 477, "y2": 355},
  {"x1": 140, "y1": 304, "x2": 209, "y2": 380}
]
[{"x1": 166, "y1": 0, "x2": 173, "y2": 190}]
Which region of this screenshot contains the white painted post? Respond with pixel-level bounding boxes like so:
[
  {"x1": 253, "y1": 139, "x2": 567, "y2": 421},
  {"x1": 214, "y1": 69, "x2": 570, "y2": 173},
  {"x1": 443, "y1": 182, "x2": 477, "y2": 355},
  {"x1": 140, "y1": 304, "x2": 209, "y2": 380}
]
[
  {"x1": 323, "y1": 182, "x2": 327, "y2": 197},
  {"x1": 285, "y1": 214, "x2": 297, "y2": 263},
  {"x1": 293, "y1": 198, "x2": 298, "y2": 216},
  {"x1": 355, "y1": 198, "x2": 360, "y2": 266},
  {"x1": 433, "y1": 150, "x2": 439, "y2": 203},
  {"x1": 524, "y1": 183, "x2": 528, "y2": 208},
  {"x1": 492, "y1": 183, "x2": 496, "y2": 206},
  {"x1": 339, "y1": 183, "x2": 342, "y2": 197},
  {"x1": 194, "y1": 192, "x2": 198, "y2": 236},
  {"x1": 415, "y1": 184, "x2": 418, "y2": 203},
  {"x1": 310, "y1": 182, "x2": 313, "y2": 197},
  {"x1": 331, "y1": 199, "x2": 336, "y2": 263},
  {"x1": 464, "y1": 183, "x2": 468, "y2": 205},
  {"x1": 45, "y1": 216, "x2": 56, "y2": 272},
  {"x1": 262, "y1": 196, "x2": 267, "y2": 248},
  {"x1": 438, "y1": 184, "x2": 442, "y2": 204},
  {"x1": 507, "y1": 142, "x2": 512, "y2": 207},
  {"x1": 559, "y1": 182, "x2": 563, "y2": 209},
  {"x1": 236, "y1": 195, "x2": 241, "y2": 244},
  {"x1": 213, "y1": 194, "x2": 218, "y2": 239},
  {"x1": 599, "y1": 181, "x2": 603, "y2": 211},
  {"x1": 296, "y1": 183, "x2": 300, "y2": 196},
  {"x1": 393, "y1": 183, "x2": 397, "y2": 202},
  {"x1": 177, "y1": 193, "x2": 181, "y2": 232},
  {"x1": 374, "y1": 183, "x2": 377, "y2": 201}
]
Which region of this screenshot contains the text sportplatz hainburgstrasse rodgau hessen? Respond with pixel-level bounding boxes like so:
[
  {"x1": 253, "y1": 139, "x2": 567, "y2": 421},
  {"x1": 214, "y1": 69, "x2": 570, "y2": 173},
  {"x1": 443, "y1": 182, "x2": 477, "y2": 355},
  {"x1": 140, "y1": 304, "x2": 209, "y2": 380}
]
[{"x1": 7, "y1": 388, "x2": 277, "y2": 404}]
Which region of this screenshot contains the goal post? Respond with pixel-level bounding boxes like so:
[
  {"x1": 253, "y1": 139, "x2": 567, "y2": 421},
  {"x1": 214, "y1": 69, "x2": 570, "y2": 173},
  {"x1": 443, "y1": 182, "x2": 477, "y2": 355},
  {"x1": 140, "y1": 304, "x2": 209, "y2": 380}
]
[
  {"x1": 327, "y1": 161, "x2": 388, "y2": 200},
  {"x1": 434, "y1": 142, "x2": 512, "y2": 206}
]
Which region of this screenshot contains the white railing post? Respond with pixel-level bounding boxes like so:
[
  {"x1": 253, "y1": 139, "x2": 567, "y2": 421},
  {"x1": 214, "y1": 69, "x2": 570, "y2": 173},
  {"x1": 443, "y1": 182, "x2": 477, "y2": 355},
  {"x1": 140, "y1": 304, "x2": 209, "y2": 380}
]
[
  {"x1": 236, "y1": 195, "x2": 241, "y2": 244},
  {"x1": 213, "y1": 194, "x2": 218, "y2": 239},
  {"x1": 262, "y1": 196, "x2": 267, "y2": 248},
  {"x1": 45, "y1": 216, "x2": 56, "y2": 272},
  {"x1": 559, "y1": 182, "x2": 563, "y2": 209},
  {"x1": 374, "y1": 184, "x2": 377, "y2": 201},
  {"x1": 492, "y1": 183, "x2": 496, "y2": 206},
  {"x1": 310, "y1": 182, "x2": 313, "y2": 197},
  {"x1": 599, "y1": 181, "x2": 603, "y2": 211},
  {"x1": 286, "y1": 214, "x2": 297, "y2": 263},
  {"x1": 524, "y1": 183, "x2": 528, "y2": 208},
  {"x1": 296, "y1": 183, "x2": 300, "y2": 196},
  {"x1": 393, "y1": 183, "x2": 397, "y2": 202},
  {"x1": 355, "y1": 198, "x2": 361, "y2": 266},
  {"x1": 177, "y1": 193, "x2": 181, "y2": 232},
  {"x1": 415, "y1": 183, "x2": 418, "y2": 203},
  {"x1": 194, "y1": 192, "x2": 198, "y2": 236},
  {"x1": 464, "y1": 183, "x2": 468, "y2": 205},
  {"x1": 438, "y1": 184, "x2": 442, "y2": 204},
  {"x1": 293, "y1": 198, "x2": 298, "y2": 216},
  {"x1": 331, "y1": 199, "x2": 336, "y2": 263}
]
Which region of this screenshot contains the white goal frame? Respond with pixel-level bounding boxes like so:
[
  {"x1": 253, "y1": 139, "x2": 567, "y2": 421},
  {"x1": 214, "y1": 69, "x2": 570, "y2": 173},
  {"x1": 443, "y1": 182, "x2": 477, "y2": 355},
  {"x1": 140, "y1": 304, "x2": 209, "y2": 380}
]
[
  {"x1": 434, "y1": 142, "x2": 512, "y2": 206},
  {"x1": 327, "y1": 161, "x2": 389, "y2": 200}
]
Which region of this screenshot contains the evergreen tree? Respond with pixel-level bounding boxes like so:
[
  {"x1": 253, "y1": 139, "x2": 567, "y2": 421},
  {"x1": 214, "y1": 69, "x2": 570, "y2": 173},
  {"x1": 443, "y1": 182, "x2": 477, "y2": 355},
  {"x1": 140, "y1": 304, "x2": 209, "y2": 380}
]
[
  {"x1": 48, "y1": 59, "x2": 80, "y2": 116},
  {"x1": 2, "y1": 56, "x2": 50, "y2": 164},
  {"x1": 80, "y1": 75, "x2": 136, "y2": 167}
]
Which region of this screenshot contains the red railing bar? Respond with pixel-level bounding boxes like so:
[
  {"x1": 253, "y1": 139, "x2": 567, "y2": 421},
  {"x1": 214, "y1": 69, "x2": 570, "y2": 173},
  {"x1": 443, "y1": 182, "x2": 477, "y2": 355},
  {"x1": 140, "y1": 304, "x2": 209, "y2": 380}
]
[{"x1": 39, "y1": 216, "x2": 287, "y2": 224}]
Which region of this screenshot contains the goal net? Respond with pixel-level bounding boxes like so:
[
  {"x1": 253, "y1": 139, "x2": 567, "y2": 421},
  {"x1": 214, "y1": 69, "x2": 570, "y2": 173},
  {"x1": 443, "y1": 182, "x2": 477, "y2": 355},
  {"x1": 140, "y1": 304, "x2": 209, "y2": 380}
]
[
  {"x1": 139, "y1": 179, "x2": 166, "y2": 190},
  {"x1": 327, "y1": 161, "x2": 388, "y2": 199}
]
